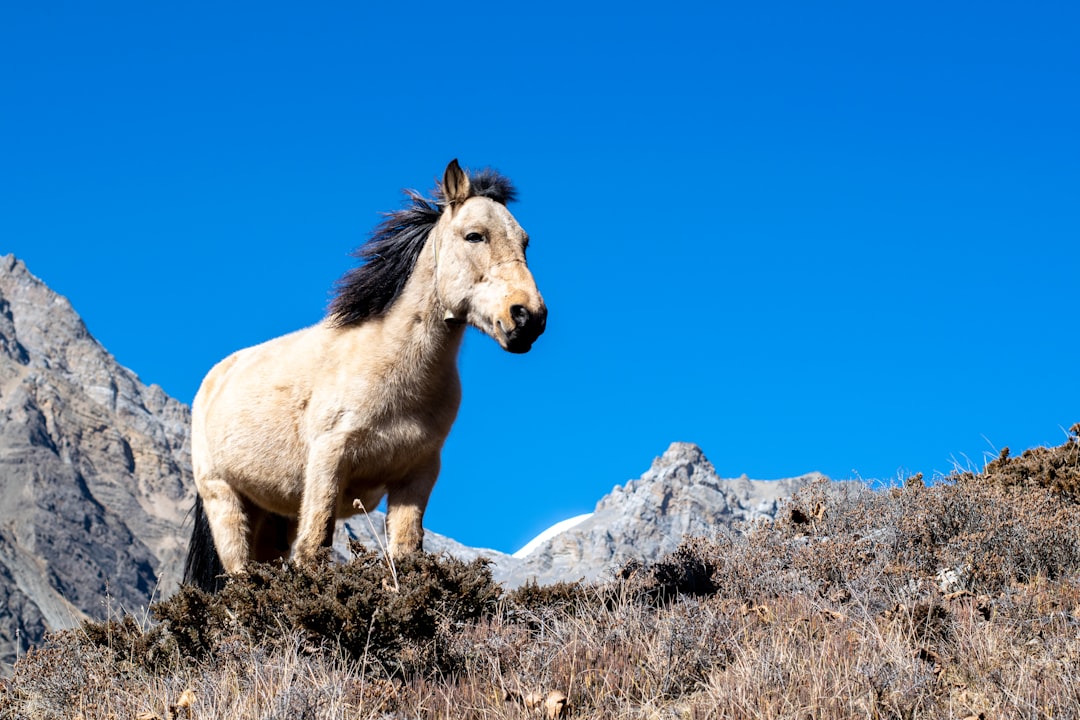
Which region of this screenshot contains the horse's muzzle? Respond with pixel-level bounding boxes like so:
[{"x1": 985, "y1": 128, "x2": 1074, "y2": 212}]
[{"x1": 504, "y1": 304, "x2": 547, "y2": 354}]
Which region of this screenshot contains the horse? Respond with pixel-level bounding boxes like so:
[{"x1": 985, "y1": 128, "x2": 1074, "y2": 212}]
[{"x1": 183, "y1": 160, "x2": 546, "y2": 591}]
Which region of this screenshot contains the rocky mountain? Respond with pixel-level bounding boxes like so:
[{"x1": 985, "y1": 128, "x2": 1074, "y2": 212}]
[
  {"x1": 342, "y1": 442, "x2": 821, "y2": 587},
  {"x1": 501, "y1": 442, "x2": 819, "y2": 585},
  {"x1": 0, "y1": 255, "x2": 193, "y2": 666},
  {"x1": 0, "y1": 253, "x2": 820, "y2": 669}
]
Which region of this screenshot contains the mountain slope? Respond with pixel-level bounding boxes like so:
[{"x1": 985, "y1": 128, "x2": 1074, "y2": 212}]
[{"x1": 0, "y1": 255, "x2": 193, "y2": 665}]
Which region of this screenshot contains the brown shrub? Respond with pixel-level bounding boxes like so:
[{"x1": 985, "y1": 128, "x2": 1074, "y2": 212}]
[
  {"x1": 78, "y1": 545, "x2": 501, "y2": 679},
  {"x1": 506, "y1": 579, "x2": 589, "y2": 615},
  {"x1": 974, "y1": 422, "x2": 1080, "y2": 499}
]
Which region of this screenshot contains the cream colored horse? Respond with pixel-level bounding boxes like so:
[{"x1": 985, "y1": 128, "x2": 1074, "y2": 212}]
[{"x1": 184, "y1": 160, "x2": 546, "y2": 590}]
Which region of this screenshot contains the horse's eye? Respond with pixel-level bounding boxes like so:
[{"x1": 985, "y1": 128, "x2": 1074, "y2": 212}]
[{"x1": 465, "y1": 232, "x2": 485, "y2": 243}]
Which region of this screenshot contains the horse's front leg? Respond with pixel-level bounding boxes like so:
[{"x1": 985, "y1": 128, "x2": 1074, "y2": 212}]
[
  {"x1": 294, "y1": 438, "x2": 343, "y2": 565},
  {"x1": 386, "y1": 454, "x2": 440, "y2": 558}
]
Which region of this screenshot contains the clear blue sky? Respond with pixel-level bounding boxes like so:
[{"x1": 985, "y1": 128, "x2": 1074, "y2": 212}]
[{"x1": 3, "y1": 2, "x2": 1077, "y2": 554}]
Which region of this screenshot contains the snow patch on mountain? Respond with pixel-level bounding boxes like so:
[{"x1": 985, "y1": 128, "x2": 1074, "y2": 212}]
[{"x1": 513, "y1": 514, "x2": 594, "y2": 559}]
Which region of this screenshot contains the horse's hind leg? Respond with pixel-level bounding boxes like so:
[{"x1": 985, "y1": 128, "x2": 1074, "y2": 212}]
[{"x1": 199, "y1": 477, "x2": 252, "y2": 574}]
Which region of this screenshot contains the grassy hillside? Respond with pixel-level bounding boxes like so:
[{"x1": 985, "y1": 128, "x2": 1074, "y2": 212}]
[{"x1": 2, "y1": 425, "x2": 1078, "y2": 719}]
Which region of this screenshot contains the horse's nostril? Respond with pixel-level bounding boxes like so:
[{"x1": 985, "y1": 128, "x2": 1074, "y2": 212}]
[{"x1": 510, "y1": 304, "x2": 531, "y2": 329}]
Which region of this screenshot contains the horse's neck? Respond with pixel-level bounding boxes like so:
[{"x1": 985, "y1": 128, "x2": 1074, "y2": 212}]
[{"x1": 379, "y1": 253, "x2": 465, "y2": 377}]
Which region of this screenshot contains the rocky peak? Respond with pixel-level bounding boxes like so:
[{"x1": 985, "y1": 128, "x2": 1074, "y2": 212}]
[
  {"x1": 0, "y1": 255, "x2": 193, "y2": 668},
  {"x1": 650, "y1": 441, "x2": 715, "y2": 475},
  {"x1": 496, "y1": 443, "x2": 821, "y2": 586},
  {"x1": 595, "y1": 441, "x2": 725, "y2": 515}
]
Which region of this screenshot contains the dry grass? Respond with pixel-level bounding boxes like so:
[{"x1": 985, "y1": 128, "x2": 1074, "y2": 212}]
[{"x1": 2, "y1": 425, "x2": 1079, "y2": 719}]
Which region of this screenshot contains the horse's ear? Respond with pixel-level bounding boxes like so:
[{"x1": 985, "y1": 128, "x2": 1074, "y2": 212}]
[{"x1": 442, "y1": 159, "x2": 471, "y2": 206}]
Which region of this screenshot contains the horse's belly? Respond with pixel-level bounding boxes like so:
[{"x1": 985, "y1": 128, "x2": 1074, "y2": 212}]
[
  {"x1": 224, "y1": 449, "x2": 306, "y2": 516},
  {"x1": 337, "y1": 484, "x2": 387, "y2": 517}
]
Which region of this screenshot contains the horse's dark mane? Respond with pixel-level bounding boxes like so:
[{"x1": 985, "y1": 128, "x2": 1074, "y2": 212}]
[
  {"x1": 328, "y1": 168, "x2": 517, "y2": 326},
  {"x1": 464, "y1": 168, "x2": 518, "y2": 205}
]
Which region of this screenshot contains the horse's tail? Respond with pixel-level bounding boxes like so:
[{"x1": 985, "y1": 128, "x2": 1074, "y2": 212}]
[{"x1": 183, "y1": 494, "x2": 226, "y2": 592}]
